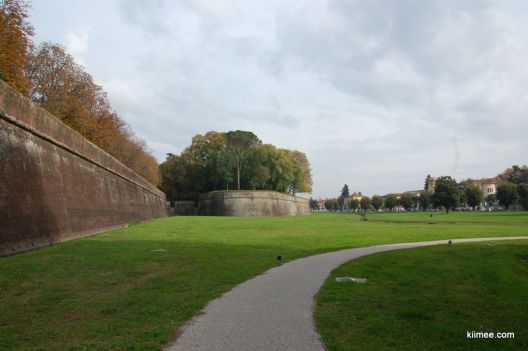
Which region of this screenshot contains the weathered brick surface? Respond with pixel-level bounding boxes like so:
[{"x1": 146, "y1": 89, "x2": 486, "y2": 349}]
[
  {"x1": 0, "y1": 80, "x2": 167, "y2": 256},
  {"x1": 199, "y1": 191, "x2": 310, "y2": 216}
]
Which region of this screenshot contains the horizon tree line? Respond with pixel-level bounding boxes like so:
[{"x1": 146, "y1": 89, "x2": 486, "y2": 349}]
[{"x1": 310, "y1": 165, "x2": 528, "y2": 212}]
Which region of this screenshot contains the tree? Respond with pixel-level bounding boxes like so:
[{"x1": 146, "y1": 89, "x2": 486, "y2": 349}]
[
  {"x1": 486, "y1": 194, "x2": 496, "y2": 206},
  {"x1": 309, "y1": 198, "x2": 319, "y2": 211},
  {"x1": 360, "y1": 196, "x2": 371, "y2": 211},
  {"x1": 24, "y1": 42, "x2": 160, "y2": 184},
  {"x1": 496, "y1": 182, "x2": 518, "y2": 210},
  {"x1": 341, "y1": 184, "x2": 350, "y2": 198},
  {"x1": 160, "y1": 132, "x2": 312, "y2": 198},
  {"x1": 498, "y1": 165, "x2": 528, "y2": 185},
  {"x1": 159, "y1": 153, "x2": 193, "y2": 201},
  {"x1": 337, "y1": 196, "x2": 345, "y2": 211},
  {"x1": 225, "y1": 130, "x2": 261, "y2": 190},
  {"x1": 398, "y1": 193, "x2": 414, "y2": 211},
  {"x1": 0, "y1": 0, "x2": 33, "y2": 95},
  {"x1": 384, "y1": 194, "x2": 397, "y2": 211},
  {"x1": 371, "y1": 195, "x2": 383, "y2": 210},
  {"x1": 324, "y1": 199, "x2": 336, "y2": 211},
  {"x1": 287, "y1": 150, "x2": 312, "y2": 194},
  {"x1": 418, "y1": 191, "x2": 432, "y2": 211},
  {"x1": 465, "y1": 184, "x2": 483, "y2": 209},
  {"x1": 518, "y1": 184, "x2": 528, "y2": 210},
  {"x1": 349, "y1": 199, "x2": 360, "y2": 211},
  {"x1": 432, "y1": 176, "x2": 460, "y2": 213},
  {"x1": 181, "y1": 131, "x2": 233, "y2": 193},
  {"x1": 336, "y1": 184, "x2": 350, "y2": 211}
]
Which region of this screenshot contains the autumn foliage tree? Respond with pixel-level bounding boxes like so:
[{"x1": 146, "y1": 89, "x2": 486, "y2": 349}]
[
  {"x1": 0, "y1": 0, "x2": 33, "y2": 95},
  {"x1": 1, "y1": 1, "x2": 159, "y2": 185},
  {"x1": 24, "y1": 42, "x2": 159, "y2": 184}
]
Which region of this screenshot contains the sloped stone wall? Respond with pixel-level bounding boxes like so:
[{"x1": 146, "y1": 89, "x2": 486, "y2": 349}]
[
  {"x1": 199, "y1": 191, "x2": 310, "y2": 216},
  {"x1": 0, "y1": 80, "x2": 167, "y2": 256}
]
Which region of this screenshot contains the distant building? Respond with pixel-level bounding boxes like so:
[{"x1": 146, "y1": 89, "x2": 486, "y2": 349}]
[
  {"x1": 425, "y1": 175, "x2": 496, "y2": 197},
  {"x1": 465, "y1": 178, "x2": 498, "y2": 196}
]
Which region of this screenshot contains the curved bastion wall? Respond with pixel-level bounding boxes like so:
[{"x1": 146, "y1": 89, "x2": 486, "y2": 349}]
[
  {"x1": 0, "y1": 80, "x2": 167, "y2": 256},
  {"x1": 198, "y1": 191, "x2": 310, "y2": 216}
]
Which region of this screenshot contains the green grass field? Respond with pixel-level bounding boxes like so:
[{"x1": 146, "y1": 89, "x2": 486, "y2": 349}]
[
  {"x1": 1, "y1": 212, "x2": 527, "y2": 350},
  {"x1": 315, "y1": 240, "x2": 528, "y2": 351}
]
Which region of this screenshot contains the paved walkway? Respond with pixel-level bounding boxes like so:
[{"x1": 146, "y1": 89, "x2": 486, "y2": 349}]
[{"x1": 165, "y1": 236, "x2": 528, "y2": 351}]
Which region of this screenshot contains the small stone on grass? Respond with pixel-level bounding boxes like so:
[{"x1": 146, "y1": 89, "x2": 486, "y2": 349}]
[{"x1": 336, "y1": 276, "x2": 367, "y2": 283}]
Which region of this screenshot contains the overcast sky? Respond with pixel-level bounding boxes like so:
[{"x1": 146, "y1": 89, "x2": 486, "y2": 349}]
[{"x1": 29, "y1": 0, "x2": 527, "y2": 198}]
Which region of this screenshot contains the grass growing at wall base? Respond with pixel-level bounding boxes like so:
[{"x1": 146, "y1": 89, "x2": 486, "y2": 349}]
[
  {"x1": 0, "y1": 212, "x2": 527, "y2": 350},
  {"x1": 315, "y1": 240, "x2": 528, "y2": 351}
]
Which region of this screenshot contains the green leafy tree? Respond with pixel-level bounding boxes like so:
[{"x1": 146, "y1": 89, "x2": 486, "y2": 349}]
[
  {"x1": 398, "y1": 193, "x2": 414, "y2": 211},
  {"x1": 337, "y1": 196, "x2": 345, "y2": 211},
  {"x1": 341, "y1": 184, "x2": 350, "y2": 198},
  {"x1": 225, "y1": 130, "x2": 261, "y2": 190},
  {"x1": 371, "y1": 195, "x2": 383, "y2": 210},
  {"x1": 159, "y1": 153, "x2": 193, "y2": 201},
  {"x1": 459, "y1": 191, "x2": 468, "y2": 207},
  {"x1": 337, "y1": 184, "x2": 350, "y2": 210},
  {"x1": 309, "y1": 198, "x2": 319, "y2": 211},
  {"x1": 418, "y1": 191, "x2": 432, "y2": 211},
  {"x1": 288, "y1": 150, "x2": 312, "y2": 194},
  {"x1": 465, "y1": 184, "x2": 484, "y2": 209},
  {"x1": 349, "y1": 199, "x2": 360, "y2": 211},
  {"x1": 324, "y1": 198, "x2": 338, "y2": 211},
  {"x1": 517, "y1": 184, "x2": 528, "y2": 210},
  {"x1": 432, "y1": 176, "x2": 460, "y2": 213},
  {"x1": 496, "y1": 182, "x2": 518, "y2": 210},
  {"x1": 360, "y1": 196, "x2": 371, "y2": 211},
  {"x1": 486, "y1": 194, "x2": 496, "y2": 206},
  {"x1": 384, "y1": 194, "x2": 397, "y2": 211}
]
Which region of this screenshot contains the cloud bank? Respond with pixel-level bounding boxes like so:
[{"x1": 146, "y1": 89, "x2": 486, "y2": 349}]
[{"x1": 29, "y1": 0, "x2": 528, "y2": 197}]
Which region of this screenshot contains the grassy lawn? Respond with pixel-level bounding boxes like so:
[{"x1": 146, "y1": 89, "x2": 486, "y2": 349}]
[
  {"x1": 315, "y1": 240, "x2": 528, "y2": 351},
  {"x1": 366, "y1": 211, "x2": 528, "y2": 224},
  {"x1": 1, "y1": 212, "x2": 528, "y2": 350}
]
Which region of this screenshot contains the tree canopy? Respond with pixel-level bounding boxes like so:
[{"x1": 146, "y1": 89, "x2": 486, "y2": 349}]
[
  {"x1": 418, "y1": 191, "x2": 432, "y2": 211},
  {"x1": 398, "y1": 193, "x2": 414, "y2": 211},
  {"x1": 360, "y1": 196, "x2": 371, "y2": 211},
  {"x1": 465, "y1": 184, "x2": 484, "y2": 209},
  {"x1": 498, "y1": 165, "x2": 528, "y2": 185},
  {"x1": 384, "y1": 194, "x2": 397, "y2": 210},
  {"x1": 0, "y1": 0, "x2": 33, "y2": 95},
  {"x1": 225, "y1": 130, "x2": 260, "y2": 190},
  {"x1": 496, "y1": 182, "x2": 518, "y2": 210},
  {"x1": 517, "y1": 184, "x2": 528, "y2": 210},
  {"x1": 371, "y1": 195, "x2": 383, "y2": 210},
  {"x1": 432, "y1": 176, "x2": 460, "y2": 213},
  {"x1": 160, "y1": 131, "x2": 312, "y2": 201}
]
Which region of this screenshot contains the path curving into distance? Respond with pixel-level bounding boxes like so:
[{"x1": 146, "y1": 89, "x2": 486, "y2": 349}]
[{"x1": 165, "y1": 236, "x2": 528, "y2": 351}]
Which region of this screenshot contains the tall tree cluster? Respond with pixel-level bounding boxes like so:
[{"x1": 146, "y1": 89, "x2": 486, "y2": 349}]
[
  {"x1": 0, "y1": 0, "x2": 159, "y2": 185},
  {"x1": 0, "y1": 0, "x2": 33, "y2": 94},
  {"x1": 160, "y1": 131, "x2": 312, "y2": 201}
]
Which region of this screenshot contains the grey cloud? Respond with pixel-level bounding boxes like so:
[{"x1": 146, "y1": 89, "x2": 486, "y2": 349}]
[{"x1": 29, "y1": 0, "x2": 528, "y2": 197}]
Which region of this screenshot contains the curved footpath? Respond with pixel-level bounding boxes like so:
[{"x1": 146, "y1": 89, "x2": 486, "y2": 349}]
[{"x1": 165, "y1": 236, "x2": 528, "y2": 351}]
